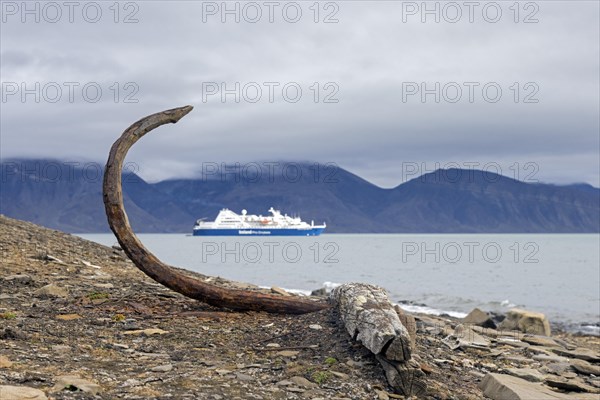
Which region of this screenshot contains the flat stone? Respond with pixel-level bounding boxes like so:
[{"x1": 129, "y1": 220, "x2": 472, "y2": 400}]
[
  {"x1": 542, "y1": 362, "x2": 572, "y2": 376},
  {"x1": 479, "y1": 373, "x2": 599, "y2": 399},
  {"x1": 52, "y1": 375, "x2": 101, "y2": 395},
  {"x1": 276, "y1": 350, "x2": 299, "y2": 357},
  {"x1": 329, "y1": 371, "x2": 349, "y2": 379},
  {"x1": 506, "y1": 368, "x2": 545, "y2": 382},
  {"x1": 34, "y1": 284, "x2": 68, "y2": 298},
  {"x1": 290, "y1": 376, "x2": 317, "y2": 389},
  {"x1": 55, "y1": 314, "x2": 81, "y2": 321},
  {"x1": 235, "y1": 373, "x2": 254, "y2": 381},
  {"x1": 51, "y1": 345, "x2": 71, "y2": 353},
  {"x1": 552, "y1": 348, "x2": 600, "y2": 362},
  {"x1": 3, "y1": 275, "x2": 33, "y2": 285},
  {"x1": 522, "y1": 335, "x2": 561, "y2": 348},
  {"x1": 151, "y1": 364, "x2": 173, "y2": 372},
  {"x1": 123, "y1": 328, "x2": 168, "y2": 336},
  {"x1": 533, "y1": 354, "x2": 569, "y2": 363},
  {"x1": 0, "y1": 385, "x2": 48, "y2": 399},
  {"x1": 545, "y1": 378, "x2": 599, "y2": 393},
  {"x1": 571, "y1": 359, "x2": 600, "y2": 376},
  {"x1": 496, "y1": 338, "x2": 530, "y2": 348},
  {"x1": 271, "y1": 286, "x2": 290, "y2": 296},
  {"x1": 442, "y1": 324, "x2": 491, "y2": 350},
  {"x1": 309, "y1": 324, "x2": 323, "y2": 330}
]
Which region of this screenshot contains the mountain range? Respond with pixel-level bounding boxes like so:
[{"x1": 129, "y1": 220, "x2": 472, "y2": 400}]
[{"x1": 1, "y1": 159, "x2": 598, "y2": 233}]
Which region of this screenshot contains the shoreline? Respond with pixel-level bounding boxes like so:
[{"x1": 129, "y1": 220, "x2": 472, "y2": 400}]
[{"x1": 2, "y1": 215, "x2": 599, "y2": 399}]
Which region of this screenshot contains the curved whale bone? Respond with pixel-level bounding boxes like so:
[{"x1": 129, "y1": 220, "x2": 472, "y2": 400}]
[{"x1": 102, "y1": 105, "x2": 329, "y2": 314}]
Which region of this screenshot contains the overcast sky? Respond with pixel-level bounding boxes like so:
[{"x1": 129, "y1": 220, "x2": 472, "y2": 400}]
[{"x1": 1, "y1": 1, "x2": 598, "y2": 187}]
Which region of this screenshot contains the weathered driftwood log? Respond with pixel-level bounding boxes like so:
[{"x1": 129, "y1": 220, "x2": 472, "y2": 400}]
[
  {"x1": 376, "y1": 355, "x2": 427, "y2": 397},
  {"x1": 333, "y1": 283, "x2": 412, "y2": 361},
  {"x1": 102, "y1": 106, "x2": 328, "y2": 314},
  {"x1": 332, "y1": 283, "x2": 426, "y2": 396}
]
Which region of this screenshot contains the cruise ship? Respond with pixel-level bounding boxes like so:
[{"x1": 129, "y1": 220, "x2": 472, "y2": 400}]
[{"x1": 193, "y1": 207, "x2": 326, "y2": 236}]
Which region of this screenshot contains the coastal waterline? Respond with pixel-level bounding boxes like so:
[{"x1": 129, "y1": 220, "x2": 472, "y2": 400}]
[{"x1": 79, "y1": 233, "x2": 600, "y2": 334}]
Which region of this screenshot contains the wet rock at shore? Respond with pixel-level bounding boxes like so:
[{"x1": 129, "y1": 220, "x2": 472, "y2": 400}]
[
  {"x1": 463, "y1": 307, "x2": 497, "y2": 329},
  {"x1": 498, "y1": 308, "x2": 551, "y2": 336}
]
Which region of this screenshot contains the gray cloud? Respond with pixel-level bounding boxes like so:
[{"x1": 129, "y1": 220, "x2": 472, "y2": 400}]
[{"x1": 1, "y1": 1, "x2": 598, "y2": 188}]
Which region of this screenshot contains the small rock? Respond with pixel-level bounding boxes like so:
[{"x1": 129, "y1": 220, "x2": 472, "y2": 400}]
[
  {"x1": 51, "y1": 345, "x2": 71, "y2": 353},
  {"x1": 151, "y1": 364, "x2": 173, "y2": 372},
  {"x1": 498, "y1": 308, "x2": 551, "y2": 336},
  {"x1": 311, "y1": 287, "x2": 327, "y2": 297},
  {"x1": 532, "y1": 354, "x2": 568, "y2": 363},
  {"x1": 479, "y1": 373, "x2": 598, "y2": 400},
  {"x1": 52, "y1": 375, "x2": 101, "y2": 395},
  {"x1": 552, "y1": 348, "x2": 600, "y2": 363},
  {"x1": 290, "y1": 376, "x2": 317, "y2": 389},
  {"x1": 265, "y1": 343, "x2": 280, "y2": 348},
  {"x1": 329, "y1": 371, "x2": 349, "y2": 379},
  {"x1": 271, "y1": 286, "x2": 291, "y2": 296},
  {"x1": 123, "y1": 328, "x2": 168, "y2": 336},
  {"x1": 0, "y1": 327, "x2": 28, "y2": 340},
  {"x1": 545, "y1": 377, "x2": 599, "y2": 393},
  {"x1": 55, "y1": 314, "x2": 81, "y2": 321},
  {"x1": 80, "y1": 260, "x2": 101, "y2": 269},
  {"x1": 122, "y1": 379, "x2": 142, "y2": 387},
  {"x1": 45, "y1": 254, "x2": 65, "y2": 264},
  {"x1": 541, "y1": 362, "x2": 572, "y2": 376},
  {"x1": 463, "y1": 308, "x2": 496, "y2": 329},
  {"x1": 521, "y1": 335, "x2": 560, "y2": 348},
  {"x1": 442, "y1": 324, "x2": 490, "y2": 350},
  {"x1": 0, "y1": 385, "x2": 48, "y2": 399},
  {"x1": 0, "y1": 355, "x2": 14, "y2": 368},
  {"x1": 571, "y1": 359, "x2": 600, "y2": 376},
  {"x1": 276, "y1": 350, "x2": 299, "y2": 357},
  {"x1": 374, "y1": 389, "x2": 389, "y2": 400},
  {"x1": 34, "y1": 284, "x2": 68, "y2": 298},
  {"x1": 505, "y1": 368, "x2": 545, "y2": 382},
  {"x1": 3, "y1": 274, "x2": 33, "y2": 285},
  {"x1": 309, "y1": 324, "x2": 323, "y2": 330},
  {"x1": 93, "y1": 283, "x2": 114, "y2": 289},
  {"x1": 235, "y1": 373, "x2": 254, "y2": 381}
]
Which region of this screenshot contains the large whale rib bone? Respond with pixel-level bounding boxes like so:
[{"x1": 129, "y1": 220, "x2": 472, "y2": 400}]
[{"x1": 102, "y1": 105, "x2": 328, "y2": 314}]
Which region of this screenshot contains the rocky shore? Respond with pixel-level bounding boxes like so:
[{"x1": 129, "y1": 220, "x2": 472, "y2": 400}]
[{"x1": 1, "y1": 215, "x2": 599, "y2": 399}]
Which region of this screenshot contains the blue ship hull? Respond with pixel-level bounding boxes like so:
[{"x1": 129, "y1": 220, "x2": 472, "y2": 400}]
[{"x1": 193, "y1": 227, "x2": 325, "y2": 236}]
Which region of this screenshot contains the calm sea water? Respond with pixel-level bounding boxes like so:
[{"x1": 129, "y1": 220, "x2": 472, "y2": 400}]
[{"x1": 78, "y1": 233, "x2": 600, "y2": 334}]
